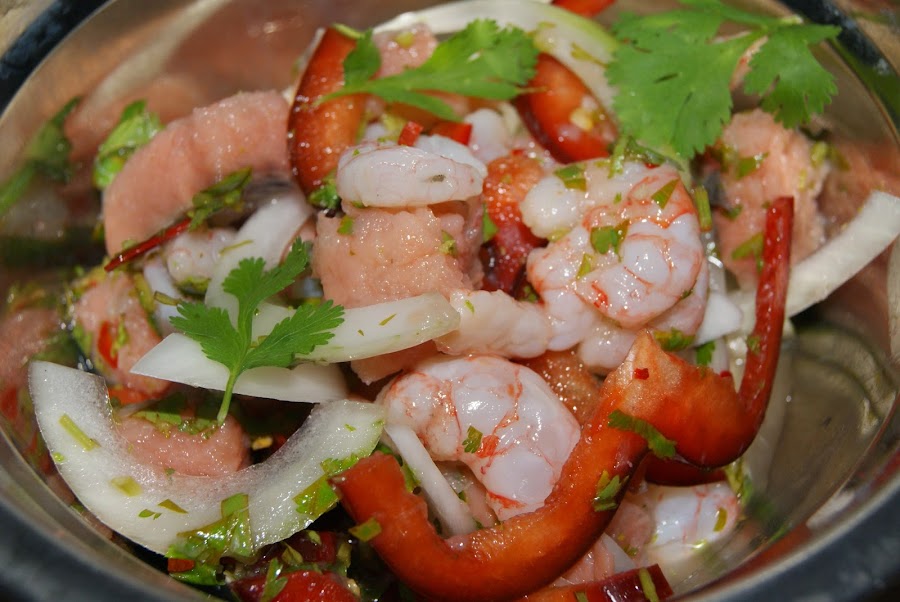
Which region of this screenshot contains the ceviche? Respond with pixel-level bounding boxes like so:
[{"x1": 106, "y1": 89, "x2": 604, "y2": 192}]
[{"x1": 2, "y1": 0, "x2": 899, "y2": 600}]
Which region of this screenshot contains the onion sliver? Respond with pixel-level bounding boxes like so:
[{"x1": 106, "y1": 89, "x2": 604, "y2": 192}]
[
  {"x1": 383, "y1": 423, "x2": 478, "y2": 536},
  {"x1": 785, "y1": 190, "x2": 900, "y2": 316},
  {"x1": 29, "y1": 360, "x2": 384, "y2": 556},
  {"x1": 376, "y1": 0, "x2": 618, "y2": 112},
  {"x1": 130, "y1": 334, "x2": 348, "y2": 402},
  {"x1": 254, "y1": 292, "x2": 460, "y2": 362}
]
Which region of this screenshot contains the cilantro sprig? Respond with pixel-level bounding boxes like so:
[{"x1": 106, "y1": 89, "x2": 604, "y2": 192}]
[
  {"x1": 607, "y1": 0, "x2": 840, "y2": 158},
  {"x1": 170, "y1": 242, "x2": 344, "y2": 423},
  {"x1": 93, "y1": 100, "x2": 162, "y2": 189},
  {"x1": 325, "y1": 20, "x2": 539, "y2": 121}
]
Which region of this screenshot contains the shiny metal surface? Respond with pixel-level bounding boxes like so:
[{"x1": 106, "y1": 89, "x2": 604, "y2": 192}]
[{"x1": 0, "y1": 1, "x2": 897, "y2": 600}]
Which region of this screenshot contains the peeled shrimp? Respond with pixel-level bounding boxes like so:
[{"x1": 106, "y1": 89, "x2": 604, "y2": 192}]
[
  {"x1": 713, "y1": 108, "x2": 828, "y2": 287},
  {"x1": 378, "y1": 354, "x2": 580, "y2": 521},
  {"x1": 103, "y1": 90, "x2": 289, "y2": 255},
  {"x1": 335, "y1": 136, "x2": 487, "y2": 208},
  {"x1": 162, "y1": 227, "x2": 236, "y2": 293},
  {"x1": 526, "y1": 160, "x2": 706, "y2": 371}
]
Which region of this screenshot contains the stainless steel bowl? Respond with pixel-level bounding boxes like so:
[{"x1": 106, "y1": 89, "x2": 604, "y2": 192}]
[{"x1": 0, "y1": 1, "x2": 897, "y2": 600}]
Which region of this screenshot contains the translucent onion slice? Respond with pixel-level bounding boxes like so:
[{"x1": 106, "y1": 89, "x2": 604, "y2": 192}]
[
  {"x1": 383, "y1": 423, "x2": 478, "y2": 536},
  {"x1": 130, "y1": 334, "x2": 349, "y2": 402},
  {"x1": 376, "y1": 0, "x2": 619, "y2": 112},
  {"x1": 29, "y1": 360, "x2": 384, "y2": 555},
  {"x1": 132, "y1": 293, "x2": 459, "y2": 400}
]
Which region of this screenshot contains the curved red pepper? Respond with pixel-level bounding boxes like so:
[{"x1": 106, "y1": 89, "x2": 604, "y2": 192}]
[
  {"x1": 481, "y1": 153, "x2": 545, "y2": 294},
  {"x1": 332, "y1": 199, "x2": 792, "y2": 600},
  {"x1": 288, "y1": 27, "x2": 367, "y2": 196},
  {"x1": 515, "y1": 54, "x2": 617, "y2": 164},
  {"x1": 104, "y1": 217, "x2": 190, "y2": 272},
  {"x1": 430, "y1": 121, "x2": 473, "y2": 145},
  {"x1": 551, "y1": 0, "x2": 615, "y2": 17}
]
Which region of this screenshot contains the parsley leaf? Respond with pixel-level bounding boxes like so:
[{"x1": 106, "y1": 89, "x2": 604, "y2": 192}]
[
  {"x1": 326, "y1": 20, "x2": 539, "y2": 121},
  {"x1": 608, "y1": 0, "x2": 839, "y2": 158},
  {"x1": 170, "y1": 242, "x2": 344, "y2": 423}
]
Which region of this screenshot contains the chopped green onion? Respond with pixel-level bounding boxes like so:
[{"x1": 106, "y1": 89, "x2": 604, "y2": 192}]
[
  {"x1": 651, "y1": 179, "x2": 679, "y2": 208},
  {"x1": 608, "y1": 410, "x2": 676, "y2": 458},
  {"x1": 159, "y1": 499, "x2": 188, "y2": 514},
  {"x1": 349, "y1": 517, "x2": 382, "y2": 542},
  {"x1": 462, "y1": 425, "x2": 483, "y2": 454},
  {"x1": 111, "y1": 475, "x2": 142, "y2": 496},
  {"x1": 638, "y1": 567, "x2": 661, "y2": 602},
  {"x1": 338, "y1": 215, "x2": 354, "y2": 235},
  {"x1": 554, "y1": 164, "x2": 587, "y2": 191},
  {"x1": 593, "y1": 470, "x2": 624, "y2": 511},
  {"x1": 59, "y1": 414, "x2": 99, "y2": 451},
  {"x1": 694, "y1": 185, "x2": 712, "y2": 232}
]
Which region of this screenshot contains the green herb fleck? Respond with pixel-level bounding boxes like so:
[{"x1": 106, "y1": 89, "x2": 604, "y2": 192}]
[
  {"x1": 294, "y1": 477, "x2": 339, "y2": 519},
  {"x1": 159, "y1": 499, "x2": 188, "y2": 514},
  {"x1": 638, "y1": 567, "x2": 661, "y2": 602},
  {"x1": 651, "y1": 179, "x2": 679, "y2": 208},
  {"x1": 575, "y1": 592, "x2": 590, "y2": 602},
  {"x1": 653, "y1": 328, "x2": 694, "y2": 351},
  {"x1": 439, "y1": 230, "x2": 457, "y2": 256},
  {"x1": 464, "y1": 299, "x2": 476, "y2": 314},
  {"x1": 170, "y1": 242, "x2": 344, "y2": 423},
  {"x1": 338, "y1": 215, "x2": 354, "y2": 235},
  {"x1": 608, "y1": 409, "x2": 676, "y2": 459},
  {"x1": 309, "y1": 175, "x2": 341, "y2": 211},
  {"x1": 590, "y1": 221, "x2": 629, "y2": 256},
  {"x1": 577, "y1": 253, "x2": 594, "y2": 279},
  {"x1": 93, "y1": 100, "x2": 162, "y2": 189},
  {"x1": 139, "y1": 509, "x2": 162, "y2": 520},
  {"x1": 695, "y1": 340, "x2": 716, "y2": 366},
  {"x1": 379, "y1": 313, "x2": 396, "y2": 326},
  {"x1": 714, "y1": 506, "x2": 728, "y2": 532},
  {"x1": 59, "y1": 414, "x2": 99, "y2": 451},
  {"x1": 746, "y1": 333, "x2": 761, "y2": 354},
  {"x1": 482, "y1": 211, "x2": 498, "y2": 243},
  {"x1": 187, "y1": 168, "x2": 252, "y2": 230},
  {"x1": 736, "y1": 152, "x2": 768, "y2": 179},
  {"x1": 111, "y1": 476, "x2": 142, "y2": 497},
  {"x1": 260, "y1": 558, "x2": 287, "y2": 602},
  {"x1": 462, "y1": 425, "x2": 483, "y2": 454},
  {"x1": 593, "y1": 470, "x2": 625, "y2": 511},
  {"x1": 326, "y1": 20, "x2": 539, "y2": 121},
  {"x1": 51, "y1": 452, "x2": 66, "y2": 464},
  {"x1": 731, "y1": 231, "x2": 764, "y2": 271},
  {"x1": 349, "y1": 517, "x2": 382, "y2": 542},
  {"x1": 694, "y1": 185, "x2": 712, "y2": 231},
  {"x1": 554, "y1": 164, "x2": 587, "y2": 191}
]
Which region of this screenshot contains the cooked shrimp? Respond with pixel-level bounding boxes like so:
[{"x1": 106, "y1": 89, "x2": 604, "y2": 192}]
[
  {"x1": 526, "y1": 160, "x2": 706, "y2": 371},
  {"x1": 103, "y1": 90, "x2": 289, "y2": 255},
  {"x1": 465, "y1": 107, "x2": 515, "y2": 164},
  {"x1": 713, "y1": 108, "x2": 828, "y2": 287},
  {"x1": 435, "y1": 289, "x2": 552, "y2": 359},
  {"x1": 335, "y1": 136, "x2": 487, "y2": 207},
  {"x1": 162, "y1": 227, "x2": 236, "y2": 293},
  {"x1": 378, "y1": 354, "x2": 580, "y2": 521},
  {"x1": 72, "y1": 271, "x2": 169, "y2": 397}
]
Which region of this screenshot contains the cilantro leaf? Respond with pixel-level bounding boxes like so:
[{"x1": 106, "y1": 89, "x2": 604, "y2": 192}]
[
  {"x1": 327, "y1": 20, "x2": 538, "y2": 121},
  {"x1": 93, "y1": 100, "x2": 162, "y2": 189},
  {"x1": 743, "y1": 24, "x2": 840, "y2": 128},
  {"x1": 170, "y1": 242, "x2": 344, "y2": 423},
  {"x1": 608, "y1": 0, "x2": 839, "y2": 158}
]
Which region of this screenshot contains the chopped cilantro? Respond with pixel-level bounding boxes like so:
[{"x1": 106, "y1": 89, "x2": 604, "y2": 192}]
[
  {"x1": 577, "y1": 253, "x2": 594, "y2": 279},
  {"x1": 651, "y1": 179, "x2": 679, "y2": 208},
  {"x1": 695, "y1": 340, "x2": 716, "y2": 366},
  {"x1": 736, "y1": 152, "x2": 769, "y2": 178},
  {"x1": 111, "y1": 476, "x2": 142, "y2": 497},
  {"x1": 93, "y1": 100, "x2": 162, "y2": 189},
  {"x1": 593, "y1": 470, "x2": 625, "y2": 511},
  {"x1": 159, "y1": 499, "x2": 188, "y2": 514},
  {"x1": 294, "y1": 476, "x2": 340, "y2": 519},
  {"x1": 139, "y1": 509, "x2": 162, "y2": 520},
  {"x1": 187, "y1": 168, "x2": 252, "y2": 230},
  {"x1": 170, "y1": 242, "x2": 344, "y2": 423},
  {"x1": 482, "y1": 211, "x2": 498, "y2": 243},
  {"x1": 309, "y1": 175, "x2": 341, "y2": 211},
  {"x1": 462, "y1": 425, "x2": 483, "y2": 454},
  {"x1": 349, "y1": 517, "x2": 382, "y2": 542},
  {"x1": 554, "y1": 164, "x2": 587, "y2": 191},
  {"x1": 653, "y1": 328, "x2": 695, "y2": 351},
  {"x1": 590, "y1": 221, "x2": 629, "y2": 256},
  {"x1": 326, "y1": 20, "x2": 539, "y2": 121},
  {"x1": 337, "y1": 215, "x2": 354, "y2": 235},
  {"x1": 607, "y1": 410, "x2": 676, "y2": 458},
  {"x1": 608, "y1": 0, "x2": 840, "y2": 158},
  {"x1": 260, "y1": 559, "x2": 287, "y2": 602},
  {"x1": 731, "y1": 231, "x2": 764, "y2": 271},
  {"x1": 439, "y1": 230, "x2": 457, "y2": 256}
]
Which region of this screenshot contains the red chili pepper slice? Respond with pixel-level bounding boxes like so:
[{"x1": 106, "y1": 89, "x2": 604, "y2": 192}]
[
  {"x1": 96, "y1": 320, "x2": 120, "y2": 369},
  {"x1": 104, "y1": 217, "x2": 190, "y2": 272},
  {"x1": 515, "y1": 54, "x2": 617, "y2": 164},
  {"x1": 288, "y1": 27, "x2": 367, "y2": 196},
  {"x1": 331, "y1": 199, "x2": 793, "y2": 600},
  {"x1": 430, "y1": 121, "x2": 473, "y2": 145},
  {"x1": 398, "y1": 121, "x2": 425, "y2": 146},
  {"x1": 519, "y1": 564, "x2": 673, "y2": 601},
  {"x1": 551, "y1": 0, "x2": 615, "y2": 17}
]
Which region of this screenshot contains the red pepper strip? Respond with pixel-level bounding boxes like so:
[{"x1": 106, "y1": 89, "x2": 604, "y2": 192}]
[
  {"x1": 481, "y1": 153, "x2": 545, "y2": 294},
  {"x1": 104, "y1": 217, "x2": 190, "y2": 272},
  {"x1": 643, "y1": 456, "x2": 726, "y2": 486},
  {"x1": 608, "y1": 197, "x2": 793, "y2": 468},
  {"x1": 520, "y1": 349, "x2": 602, "y2": 425},
  {"x1": 231, "y1": 569, "x2": 358, "y2": 602},
  {"x1": 431, "y1": 121, "x2": 473, "y2": 145},
  {"x1": 514, "y1": 54, "x2": 617, "y2": 164},
  {"x1": 519, "y1": 564, "x2": 673, "y2": 601},
  {"x1": 333, "y1": 374, "x2": 651, "y2": 602},
  {"x1": 398, "y1": 121, "x2": 425, "y2": 146},
  {"x1": 288, "y1": 27, "x2": 367, "y2": 196},
  {"x1": 551, "y1": 0, "x2": 615, "y2": 17},
  {"x1": 96, "y1": 319, "x2": 120, "y2": 369}
]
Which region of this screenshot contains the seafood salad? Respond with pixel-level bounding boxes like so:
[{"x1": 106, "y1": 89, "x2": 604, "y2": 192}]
[{"x1": 2, "y1": 0, "x2": 899, "y2": 600}]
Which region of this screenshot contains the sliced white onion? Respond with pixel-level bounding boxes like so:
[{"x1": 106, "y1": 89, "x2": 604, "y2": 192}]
[
  {"x1": 130, "y1": 334, "x2": 348, "y2": 403},
  {"x1": 376, "y1": 0, "x2": 619, "y2": 112},
  {"x1": 253, "y1": 292, "x2": 460, "y2": 362},
  {"x1": 730, "y1": 191, "x2": 900, "y2": 332},
  {"x1": 205, "y1": 187, "x2": 314, "y2": 320},
  {"x1": 383, "y1": 423, "x2": 478, "y2": 536},
  {"x1": 29, "y1": 360, "x2": 384, "y2": 555},
  {"x1": 694, "y1": 291, "x2": 744, "y2": 345}
]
